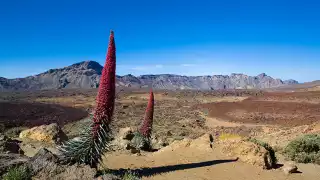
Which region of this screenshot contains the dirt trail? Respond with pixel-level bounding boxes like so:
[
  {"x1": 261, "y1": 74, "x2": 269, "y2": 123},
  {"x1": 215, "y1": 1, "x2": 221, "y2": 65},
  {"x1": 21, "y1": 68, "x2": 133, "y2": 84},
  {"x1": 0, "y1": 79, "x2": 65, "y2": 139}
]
[
  {"x1": 197, "y1": 96, "x2": 270, "y2": 128},
  {"x1": 103, "y1": 140, "x2": 320, "y2": 180},
  {"x1": 199, "y1": 112, "x2": 268, "y2": 128}
]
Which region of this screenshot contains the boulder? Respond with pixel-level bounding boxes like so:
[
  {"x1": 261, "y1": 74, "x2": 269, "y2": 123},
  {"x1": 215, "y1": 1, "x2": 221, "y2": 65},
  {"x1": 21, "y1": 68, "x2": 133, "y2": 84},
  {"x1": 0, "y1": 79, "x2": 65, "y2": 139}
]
[
  {"x1": 219, "y1": 138, "x2": 274, "y2": 169},
  {"x1": 29, "y1": 148, "x2": 96, "y2": 180},
  {"x1": 0, "y1": 134, "x2": 24, "y2": 154},
  {"x1": 28, "y1": 148, "x2": 59, "y2": 174},
  {"x1": 283, "y1": 162, "x2": 298, "y2": 175},
  {"x1": 19, "y1": 123, "x2": 68, "y2": 144},
  {"x1": 33, "y1": 164, "x2": 97, "y2": 180}
]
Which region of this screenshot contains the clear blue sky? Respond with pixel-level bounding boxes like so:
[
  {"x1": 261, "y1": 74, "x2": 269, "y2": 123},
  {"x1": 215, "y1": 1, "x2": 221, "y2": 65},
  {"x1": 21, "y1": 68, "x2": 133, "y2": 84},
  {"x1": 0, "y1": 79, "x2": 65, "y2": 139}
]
[{"x1": 0, "y1": 0, "x2": 319, "y2": 82}]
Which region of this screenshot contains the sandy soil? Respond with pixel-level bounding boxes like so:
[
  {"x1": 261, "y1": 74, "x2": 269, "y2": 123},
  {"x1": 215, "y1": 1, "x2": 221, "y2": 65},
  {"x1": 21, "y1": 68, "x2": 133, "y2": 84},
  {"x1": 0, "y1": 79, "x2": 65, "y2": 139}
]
[
  {"x1": 103, "y1": 141, "x2": 320, "y2": 180},
  {"x1": 199, "y1": 100, "x2": 320, "y2": 126}
]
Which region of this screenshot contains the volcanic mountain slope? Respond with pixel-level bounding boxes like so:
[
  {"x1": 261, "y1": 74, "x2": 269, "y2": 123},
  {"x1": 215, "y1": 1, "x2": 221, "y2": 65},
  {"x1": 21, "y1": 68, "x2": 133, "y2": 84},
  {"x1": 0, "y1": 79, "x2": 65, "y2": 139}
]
[
  {"x1": 0, "y1": 61, "x2": 298, "y2": 91},
  {"x1": 271, "y1": 80, "x2": 320, "y2": 92}
]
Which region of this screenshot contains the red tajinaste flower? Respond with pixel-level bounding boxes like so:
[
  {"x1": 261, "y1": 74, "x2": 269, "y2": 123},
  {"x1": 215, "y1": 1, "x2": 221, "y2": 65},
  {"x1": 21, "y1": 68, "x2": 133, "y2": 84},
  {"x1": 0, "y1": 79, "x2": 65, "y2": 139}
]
[
  {"x1": 139, "y1": 89, "x2": 154, "y2": 138},
  {"x1": 92, "y1": 30, "x2": 116, "y2": 136},
  {"x1": 60, "y1": 30, "x2": 116, "y2": 168}
]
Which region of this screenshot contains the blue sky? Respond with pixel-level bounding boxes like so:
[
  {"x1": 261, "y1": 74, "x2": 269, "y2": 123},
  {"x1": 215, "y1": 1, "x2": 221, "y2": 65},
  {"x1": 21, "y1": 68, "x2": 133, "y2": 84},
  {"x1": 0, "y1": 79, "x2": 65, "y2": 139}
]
[{"x1": 0, "y1": 0, "x2": 319, "y2": 82}]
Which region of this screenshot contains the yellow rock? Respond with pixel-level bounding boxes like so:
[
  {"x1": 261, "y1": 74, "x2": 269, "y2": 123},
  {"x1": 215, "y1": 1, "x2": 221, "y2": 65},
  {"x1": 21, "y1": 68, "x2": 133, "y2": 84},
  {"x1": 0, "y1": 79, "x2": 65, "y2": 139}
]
[{"x1": 19, "y1": 123, "x2": 67, "y2": 144}]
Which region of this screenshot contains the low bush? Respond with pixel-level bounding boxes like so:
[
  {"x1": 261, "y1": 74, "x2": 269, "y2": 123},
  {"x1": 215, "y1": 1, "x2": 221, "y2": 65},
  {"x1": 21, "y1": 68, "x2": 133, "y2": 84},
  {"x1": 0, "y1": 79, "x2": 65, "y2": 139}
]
[
  {"x1": 130, "y1": 132, "x2": 151, "y2": 151},
  {"x1": 123, "y1": 170, "x2": 141, "y2": 180},
  {"x1": 284, "y1": 134, "x2": 320, "y2": 164},
  {"x1": 2, "y1": 165, "x2": 32, "y2": 180}
]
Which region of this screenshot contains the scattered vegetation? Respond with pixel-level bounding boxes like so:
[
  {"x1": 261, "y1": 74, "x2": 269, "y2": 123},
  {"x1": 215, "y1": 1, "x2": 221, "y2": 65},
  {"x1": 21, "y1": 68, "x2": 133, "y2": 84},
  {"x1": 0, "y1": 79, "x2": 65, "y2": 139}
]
[
  {"x1": 96, "y1": 169, "x2": 141, "y2": 180},
  {"x1": 202, "y1": 108, "x2": 209, "y2": 116},
  {"x1": 2, "y1": 165, "x2": 32, "y2": 180},
  {"x1": 248, "y1": 138, "x2": 278, "y2": 168},
  {"x1": 123, "y1": 170, "x2": 141, "y2": 180},
  {"x1": 284, "y1": 134, "x2": 320, "y2": 164}
]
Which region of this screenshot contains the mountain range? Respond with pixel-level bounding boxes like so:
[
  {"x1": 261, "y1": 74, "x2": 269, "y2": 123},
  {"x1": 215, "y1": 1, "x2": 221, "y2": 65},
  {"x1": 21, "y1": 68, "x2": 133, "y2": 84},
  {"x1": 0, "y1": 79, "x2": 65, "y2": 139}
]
[{"x1": 0, "y1": 61, "x2": 299, "y2": 91}]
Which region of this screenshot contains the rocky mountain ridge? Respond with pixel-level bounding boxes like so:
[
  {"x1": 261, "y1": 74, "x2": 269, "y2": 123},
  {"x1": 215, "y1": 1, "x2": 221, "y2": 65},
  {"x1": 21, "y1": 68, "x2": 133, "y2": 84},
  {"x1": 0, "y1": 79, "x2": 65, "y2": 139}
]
[{"x1": 0, "y1": 61, "x2": 298, "y2": 91}]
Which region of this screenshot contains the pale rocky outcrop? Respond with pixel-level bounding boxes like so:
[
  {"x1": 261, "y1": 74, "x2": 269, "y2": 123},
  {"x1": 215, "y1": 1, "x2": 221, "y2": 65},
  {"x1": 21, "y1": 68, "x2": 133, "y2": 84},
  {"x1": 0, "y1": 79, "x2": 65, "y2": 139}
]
[
  {"x1": 110, "y1": 127, "x2": 134, "y2": 150},
  {"x1": 218, "y1": 138, "x2": 274, "y2": 169}
]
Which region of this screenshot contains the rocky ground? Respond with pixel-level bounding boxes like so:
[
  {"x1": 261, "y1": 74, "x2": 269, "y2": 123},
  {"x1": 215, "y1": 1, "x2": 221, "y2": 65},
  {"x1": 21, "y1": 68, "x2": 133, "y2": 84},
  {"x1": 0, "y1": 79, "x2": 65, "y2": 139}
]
[{"x1": 1, "y1": 89, "x2": 320, "y2": 179}]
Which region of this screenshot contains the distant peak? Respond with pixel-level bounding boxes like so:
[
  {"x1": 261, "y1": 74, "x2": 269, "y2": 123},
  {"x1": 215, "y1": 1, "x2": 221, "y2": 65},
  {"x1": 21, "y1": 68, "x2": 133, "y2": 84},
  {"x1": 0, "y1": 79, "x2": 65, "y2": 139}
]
[
  {"x1": 70, "y1": 61, "x2": 103, "y2": 71},
  {"x1": 257, "y1": 73, "x2": 267, "y2": 78},
  {"x1": 41, "y1": 61, "x2": 103, "y2": 75},
  {"x1": 284, "y1": 79, "x2": 299, "y2": 84},
  {"x1": 71, "y1": 60, "x2": 100, "y2": 67},
  {"x1": 230, "y1": 73, "x2": 245, "y2": 76}
]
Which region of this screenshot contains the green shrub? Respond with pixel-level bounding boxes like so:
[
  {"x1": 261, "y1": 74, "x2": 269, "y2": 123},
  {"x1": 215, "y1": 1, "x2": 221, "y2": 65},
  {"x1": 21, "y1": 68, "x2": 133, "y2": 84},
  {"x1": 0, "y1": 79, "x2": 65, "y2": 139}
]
[
  {"x1": 202, "y1": 109, "x2": 209, "y2": 116},
  {"x1": 284, "y1": 134, "x2": 320, "y2": 164},
  {"x1": 2, "y1": 165, "x2": 32, "y2": 180},
  {"x1": 130, "y1": 132, "x2": 151, "y2": 151},
  {"x1": 248, "y1": 138, "x2": 278, "y2": 167},
  {"x1": 123, "y1": 170, "x2": 140, "y2": 180}
]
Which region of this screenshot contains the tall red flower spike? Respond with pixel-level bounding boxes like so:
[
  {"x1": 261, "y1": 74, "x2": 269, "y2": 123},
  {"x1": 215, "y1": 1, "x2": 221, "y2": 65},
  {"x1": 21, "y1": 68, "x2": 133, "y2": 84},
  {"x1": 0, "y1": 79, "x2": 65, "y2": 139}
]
[
  {"x1": 59, "y1": 30, "x2": 116, "y2": 168},
  {"x1": 139, "y1": 89, "x2": 155, "y2": 138},
  {"x1": 92, "y1": 30, "x2": 116, "y2": 137}
]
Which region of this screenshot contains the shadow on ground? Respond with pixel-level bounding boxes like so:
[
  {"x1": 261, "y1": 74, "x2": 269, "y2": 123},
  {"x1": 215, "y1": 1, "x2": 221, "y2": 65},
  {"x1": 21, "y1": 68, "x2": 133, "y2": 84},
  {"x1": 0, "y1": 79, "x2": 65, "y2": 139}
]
[{"x1": 101, "y1": 158, "x2": 238, "y2": 178}]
